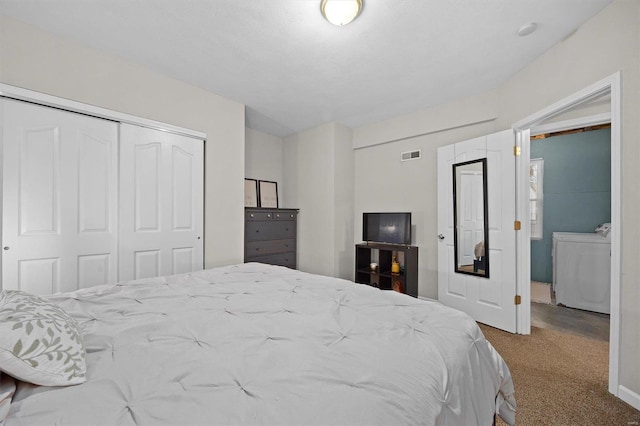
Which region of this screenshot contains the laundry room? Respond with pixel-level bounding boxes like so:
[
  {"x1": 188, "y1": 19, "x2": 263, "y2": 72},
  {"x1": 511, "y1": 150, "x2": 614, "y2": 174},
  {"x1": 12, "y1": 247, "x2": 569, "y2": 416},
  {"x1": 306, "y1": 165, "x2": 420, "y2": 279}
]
[{"x1": 530, "y1": 124, "x2": 611, "y2": 316}]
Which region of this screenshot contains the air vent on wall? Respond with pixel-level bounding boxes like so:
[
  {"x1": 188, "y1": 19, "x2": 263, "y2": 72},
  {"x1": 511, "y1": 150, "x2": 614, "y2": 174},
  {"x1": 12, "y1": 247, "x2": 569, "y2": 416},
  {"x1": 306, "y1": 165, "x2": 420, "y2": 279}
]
[{"x1": 401, "y1": 149, "x2": 421, "y2": 162}]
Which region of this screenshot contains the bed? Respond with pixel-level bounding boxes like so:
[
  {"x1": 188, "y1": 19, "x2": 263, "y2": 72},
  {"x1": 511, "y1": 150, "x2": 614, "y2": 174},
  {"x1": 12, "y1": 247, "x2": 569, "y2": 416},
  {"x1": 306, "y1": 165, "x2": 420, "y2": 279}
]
[{"x1": 0, "y1": 263, "x2": 515, "y2": 425}]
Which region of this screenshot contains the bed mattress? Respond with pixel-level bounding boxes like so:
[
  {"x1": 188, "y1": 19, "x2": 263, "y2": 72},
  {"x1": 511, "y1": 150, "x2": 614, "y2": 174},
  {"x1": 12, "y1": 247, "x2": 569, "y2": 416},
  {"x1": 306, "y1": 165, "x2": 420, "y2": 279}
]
[{"x1": 2, "y1": 263, "x2": 515, "y2": 425}]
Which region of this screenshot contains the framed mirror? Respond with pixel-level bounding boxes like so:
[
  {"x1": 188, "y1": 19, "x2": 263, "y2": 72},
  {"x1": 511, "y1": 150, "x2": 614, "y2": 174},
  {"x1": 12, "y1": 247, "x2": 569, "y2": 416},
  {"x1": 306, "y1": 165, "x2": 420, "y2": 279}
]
[{"x1": 452, "y1": 158, "x2": 489, "y2": 278}]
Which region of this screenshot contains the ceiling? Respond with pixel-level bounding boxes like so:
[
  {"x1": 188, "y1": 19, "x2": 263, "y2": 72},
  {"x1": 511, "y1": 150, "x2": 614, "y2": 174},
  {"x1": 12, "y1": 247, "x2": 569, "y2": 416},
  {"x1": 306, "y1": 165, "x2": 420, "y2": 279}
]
[{"x1": 0, "y1": 0, "x2": 613, "y2": 137}]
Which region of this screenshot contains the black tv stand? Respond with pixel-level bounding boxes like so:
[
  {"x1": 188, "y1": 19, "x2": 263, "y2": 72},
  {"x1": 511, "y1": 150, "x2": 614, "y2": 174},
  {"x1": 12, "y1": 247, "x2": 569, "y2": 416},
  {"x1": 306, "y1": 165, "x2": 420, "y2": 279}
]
[{"x1": 355, "y1": 242, "x2": 418, "y2": 298}]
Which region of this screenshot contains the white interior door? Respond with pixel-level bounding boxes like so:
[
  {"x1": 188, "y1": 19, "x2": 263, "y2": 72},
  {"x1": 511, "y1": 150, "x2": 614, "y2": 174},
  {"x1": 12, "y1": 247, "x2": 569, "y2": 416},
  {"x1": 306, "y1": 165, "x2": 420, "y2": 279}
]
[
  {"x1": 119, "y1": 123, "x2": 204, "y2": 281},
  {"x1": 1, "y1": 99, "x2": 118, "y2": 293},
  {"x1": 437, "y1": 130, "x2": 517, "y2": 332}
]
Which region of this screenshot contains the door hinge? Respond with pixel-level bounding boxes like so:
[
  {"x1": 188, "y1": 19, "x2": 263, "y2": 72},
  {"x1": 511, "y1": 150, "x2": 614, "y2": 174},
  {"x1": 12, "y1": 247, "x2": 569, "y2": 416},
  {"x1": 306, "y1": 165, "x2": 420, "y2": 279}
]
[
  {"x1": 513, "y1": 146, "x2": 521, "y2": 156},
  {"x1": 514, "y1": 220, "x2": 522, "y2": 230},
  {"x1": 515, "y1": 295, "x2": 521, "y2": 305}
]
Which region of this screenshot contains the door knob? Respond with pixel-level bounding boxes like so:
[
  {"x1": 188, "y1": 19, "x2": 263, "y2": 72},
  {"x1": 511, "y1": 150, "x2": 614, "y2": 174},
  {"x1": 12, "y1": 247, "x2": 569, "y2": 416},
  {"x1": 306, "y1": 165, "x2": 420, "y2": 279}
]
[{"x1": 437, "y1": 234, "x2": 445, "y2": 240}]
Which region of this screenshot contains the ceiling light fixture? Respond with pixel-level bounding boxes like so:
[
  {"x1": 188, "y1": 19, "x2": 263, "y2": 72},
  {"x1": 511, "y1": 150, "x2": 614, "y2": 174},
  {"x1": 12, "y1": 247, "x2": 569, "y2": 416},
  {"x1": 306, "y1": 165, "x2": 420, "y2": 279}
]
[{"x1": 321, "y1": 0, "x2": 363, "y2": 26}]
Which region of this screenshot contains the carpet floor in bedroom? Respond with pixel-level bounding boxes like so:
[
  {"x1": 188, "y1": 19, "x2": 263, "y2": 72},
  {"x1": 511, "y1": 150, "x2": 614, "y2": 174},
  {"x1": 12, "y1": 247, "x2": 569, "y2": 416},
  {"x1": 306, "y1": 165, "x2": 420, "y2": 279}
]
[{"x1": 480, "y1": 324, "x2": 640, "y2": 426}]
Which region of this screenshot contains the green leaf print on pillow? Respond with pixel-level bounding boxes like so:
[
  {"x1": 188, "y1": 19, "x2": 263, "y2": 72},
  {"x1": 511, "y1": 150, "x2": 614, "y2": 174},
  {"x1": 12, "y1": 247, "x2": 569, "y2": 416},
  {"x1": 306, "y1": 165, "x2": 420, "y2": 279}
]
[{"x1": 0, "y1": 290, "x2": 86, "y2": 386}]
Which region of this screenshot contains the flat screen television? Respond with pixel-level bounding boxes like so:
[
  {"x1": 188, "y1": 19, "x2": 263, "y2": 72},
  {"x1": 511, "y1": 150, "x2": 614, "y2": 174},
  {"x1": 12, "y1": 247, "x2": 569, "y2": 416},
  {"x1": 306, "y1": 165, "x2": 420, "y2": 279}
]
[{"x1": 362, "y1": 212, "x2": 411, "y2": 245}]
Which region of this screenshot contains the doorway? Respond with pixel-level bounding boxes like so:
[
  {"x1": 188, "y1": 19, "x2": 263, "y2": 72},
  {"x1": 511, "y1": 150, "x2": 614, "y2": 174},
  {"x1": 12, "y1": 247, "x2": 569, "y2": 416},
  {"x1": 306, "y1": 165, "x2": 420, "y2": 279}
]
[
  {"x1": 528, "y1": 123, "x2": 612, "y2": 342},
  {"x1": 513, "y1": 72, "x2": 621, "y2": 396}
]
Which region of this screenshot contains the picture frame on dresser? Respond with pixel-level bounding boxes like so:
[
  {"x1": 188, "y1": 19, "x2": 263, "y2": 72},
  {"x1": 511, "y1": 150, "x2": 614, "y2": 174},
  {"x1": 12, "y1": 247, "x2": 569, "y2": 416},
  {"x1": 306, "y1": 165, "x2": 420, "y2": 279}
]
[
  {"x1": 244, "y1": 178, "x2": 259, "y2": 207},
  {"x1": 259, "y1": 180, "x2": 278, "y2": 208}
]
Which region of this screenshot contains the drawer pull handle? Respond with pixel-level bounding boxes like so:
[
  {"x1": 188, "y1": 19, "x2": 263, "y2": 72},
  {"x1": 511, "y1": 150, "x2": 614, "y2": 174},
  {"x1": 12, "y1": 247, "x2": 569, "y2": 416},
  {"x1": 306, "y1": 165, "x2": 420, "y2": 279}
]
[
  {"x1": 250, "y1": 214, "x2": 255, "y2": 218},
  {"x1": 276, "y1": 214, "x2": 280, "y2": 218}
]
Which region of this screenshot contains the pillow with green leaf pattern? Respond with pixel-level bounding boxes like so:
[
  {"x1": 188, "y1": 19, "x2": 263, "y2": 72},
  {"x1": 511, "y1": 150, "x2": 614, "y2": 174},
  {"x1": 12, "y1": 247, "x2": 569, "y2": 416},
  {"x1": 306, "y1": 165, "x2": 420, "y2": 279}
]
[{"x1": 0, "y1": 290, "x2": 86, "y2": 386}]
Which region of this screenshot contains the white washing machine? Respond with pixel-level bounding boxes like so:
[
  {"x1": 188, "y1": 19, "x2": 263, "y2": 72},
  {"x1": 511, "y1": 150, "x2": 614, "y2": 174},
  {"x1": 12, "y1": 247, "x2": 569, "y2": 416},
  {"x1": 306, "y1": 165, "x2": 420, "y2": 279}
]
[{"x1": 552, "y1": 232, "x2": 611, "y2": 314}]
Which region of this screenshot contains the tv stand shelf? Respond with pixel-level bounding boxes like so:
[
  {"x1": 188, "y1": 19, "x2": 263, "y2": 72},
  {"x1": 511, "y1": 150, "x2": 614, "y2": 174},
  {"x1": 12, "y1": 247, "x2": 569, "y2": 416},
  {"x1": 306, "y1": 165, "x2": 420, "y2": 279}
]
[{"x1": 355, "y1": 243, "x2": 418, "y2": 298}]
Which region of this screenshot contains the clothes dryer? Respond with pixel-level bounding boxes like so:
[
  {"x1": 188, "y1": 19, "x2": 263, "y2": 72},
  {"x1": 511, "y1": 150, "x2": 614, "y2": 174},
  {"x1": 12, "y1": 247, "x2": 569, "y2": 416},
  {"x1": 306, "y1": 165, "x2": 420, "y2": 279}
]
[{"x1": 552, "y1": 232, "x2": 611, "y2": 314}]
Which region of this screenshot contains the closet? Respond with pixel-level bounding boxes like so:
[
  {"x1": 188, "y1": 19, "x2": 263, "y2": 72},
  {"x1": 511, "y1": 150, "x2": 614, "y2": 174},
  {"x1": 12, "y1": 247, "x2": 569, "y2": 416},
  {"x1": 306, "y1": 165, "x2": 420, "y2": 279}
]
[{"x1": 1, "y1": 97, "x2": 204, "y2": 294}]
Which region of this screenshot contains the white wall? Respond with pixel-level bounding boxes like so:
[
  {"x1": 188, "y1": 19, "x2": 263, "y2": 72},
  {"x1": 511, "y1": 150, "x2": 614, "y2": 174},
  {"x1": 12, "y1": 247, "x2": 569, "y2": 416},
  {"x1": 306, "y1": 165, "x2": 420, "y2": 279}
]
[
  {"x1": 282, "y1": 122, "x2": 354, "y2": 279},
  {"x1": 332, "y1": 124, "x2": 354, "y2": 279},
  {"x1": 351, "y1": 0, "x2": 639, "y2": 406},
  {"x1": 245, "y1": 128, "x2": 284, "y2": 202},
  {"x1": 0, "y1": 16, "x2": 246, "y2": 268},
  {"x1": 283, "y1": 124, "x2": 333, "y2": 275}
]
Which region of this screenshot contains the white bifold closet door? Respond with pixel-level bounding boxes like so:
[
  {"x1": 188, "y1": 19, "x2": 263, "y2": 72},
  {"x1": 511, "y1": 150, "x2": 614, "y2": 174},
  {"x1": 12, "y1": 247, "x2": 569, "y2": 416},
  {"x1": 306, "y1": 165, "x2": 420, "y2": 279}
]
[
  {"x1": 118, "y1": 123, "x2": 204, "y2": 281},
  {"x1": 1, "y1": 99, "x2": 204, "y2": 294},
  {"x1": 1, "y1": 99, "x2": 119, "y2": 294}
]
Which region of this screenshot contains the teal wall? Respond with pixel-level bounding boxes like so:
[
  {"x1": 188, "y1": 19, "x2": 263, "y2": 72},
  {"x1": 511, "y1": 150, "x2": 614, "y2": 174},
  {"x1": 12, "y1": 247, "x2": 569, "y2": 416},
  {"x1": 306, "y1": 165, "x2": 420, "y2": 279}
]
[{"x1": 530, "y1": 128, "x2": 611, "y2": 283}]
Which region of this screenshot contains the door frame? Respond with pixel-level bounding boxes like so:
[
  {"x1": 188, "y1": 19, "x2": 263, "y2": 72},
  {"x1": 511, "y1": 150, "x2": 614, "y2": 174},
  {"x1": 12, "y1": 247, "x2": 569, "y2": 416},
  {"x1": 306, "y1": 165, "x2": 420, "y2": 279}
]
[{"x1": 512, "y1": 72, "x2": 621, "y2": 396}]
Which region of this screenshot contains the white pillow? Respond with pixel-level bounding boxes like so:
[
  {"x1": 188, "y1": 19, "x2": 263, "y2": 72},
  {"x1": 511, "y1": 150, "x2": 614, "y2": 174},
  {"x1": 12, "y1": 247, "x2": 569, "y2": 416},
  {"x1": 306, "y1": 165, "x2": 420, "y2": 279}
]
[{"x1": 0, "y1": 290, "x2": 86, "y2": 386}]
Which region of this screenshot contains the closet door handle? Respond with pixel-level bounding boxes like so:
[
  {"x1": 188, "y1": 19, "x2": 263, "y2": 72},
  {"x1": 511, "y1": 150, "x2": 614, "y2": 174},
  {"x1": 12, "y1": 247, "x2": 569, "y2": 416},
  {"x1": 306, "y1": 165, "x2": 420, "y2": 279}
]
[{"x1": 437, "y1": 234, "x2": 445, "y2": 240}]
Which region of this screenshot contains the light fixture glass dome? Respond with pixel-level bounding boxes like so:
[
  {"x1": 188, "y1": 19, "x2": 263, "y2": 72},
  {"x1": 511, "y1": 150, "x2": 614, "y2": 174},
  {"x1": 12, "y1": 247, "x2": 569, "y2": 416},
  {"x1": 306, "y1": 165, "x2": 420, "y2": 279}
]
[{"x1": 321, "y1": 0, "x2": 363, "y2": 26}]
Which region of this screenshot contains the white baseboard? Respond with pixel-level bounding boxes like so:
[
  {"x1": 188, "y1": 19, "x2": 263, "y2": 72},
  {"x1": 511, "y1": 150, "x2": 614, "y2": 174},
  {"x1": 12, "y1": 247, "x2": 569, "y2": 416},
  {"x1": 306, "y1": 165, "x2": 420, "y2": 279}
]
[
  {"x1": 618, "y1": 385, "x2": 640, "y2": 411},
  {"x1": 418, "y1": 296, "x2": 438, "y2": 302}
]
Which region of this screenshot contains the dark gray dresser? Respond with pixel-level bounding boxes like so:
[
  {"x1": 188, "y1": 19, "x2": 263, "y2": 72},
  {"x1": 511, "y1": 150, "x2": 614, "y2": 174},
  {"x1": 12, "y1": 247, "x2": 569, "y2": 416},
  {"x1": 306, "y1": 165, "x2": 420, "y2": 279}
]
[{"x1": 244, "y1": 208, "x2": 299, "y2": 269}]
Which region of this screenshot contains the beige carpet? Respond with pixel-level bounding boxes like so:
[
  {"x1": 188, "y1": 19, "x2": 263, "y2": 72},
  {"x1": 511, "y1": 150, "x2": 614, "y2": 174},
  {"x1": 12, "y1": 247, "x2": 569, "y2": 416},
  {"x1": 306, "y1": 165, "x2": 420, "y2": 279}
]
[
  {"x1": 531, "y1": 281, "x2": 552, "y2": 304},
  {"x1": 480, "y1": 324, "x2": 640, "y2": 425}
]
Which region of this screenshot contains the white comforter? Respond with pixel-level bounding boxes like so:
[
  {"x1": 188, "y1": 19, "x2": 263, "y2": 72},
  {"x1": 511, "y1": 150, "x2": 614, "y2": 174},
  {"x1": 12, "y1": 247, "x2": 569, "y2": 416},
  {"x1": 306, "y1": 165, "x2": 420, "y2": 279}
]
[{"x1": 4, "y1": 263, "x2": 515, "y2": 425}]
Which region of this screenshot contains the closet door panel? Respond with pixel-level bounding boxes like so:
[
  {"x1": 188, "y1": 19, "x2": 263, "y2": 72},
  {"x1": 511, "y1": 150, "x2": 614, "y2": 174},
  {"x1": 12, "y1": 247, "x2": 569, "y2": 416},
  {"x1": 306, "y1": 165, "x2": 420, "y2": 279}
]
[
  {"x1": 78, "y1": 253, "x2": 112, "y2": 288},
  {"x1": 134, "y1": 249, "x2": 161, "y2": 279},
  {"x1": 172, "y1": 247, "x2": 194, "y2": 275},
  {"x1": 19, "y1": 126, "x2": 59, "y2": 235},
  {"x1": 134, "y1": 143, "x2": 161, "y2": 231},
  {"x1": 172, "y1": 145, "x2": 195, "y2": 231},
  {"x1": 18, "y1": 258, "x2": 59, "y2": 295},
  {"x1": 119, "y1": 124, "x2": 204, "y2": 281},
  {"x1": 2, "y1": 99, "x2": 118, "y2": 293},
  {"x1": 78, "y1": 132, "x2": 113, "y2": 233}
]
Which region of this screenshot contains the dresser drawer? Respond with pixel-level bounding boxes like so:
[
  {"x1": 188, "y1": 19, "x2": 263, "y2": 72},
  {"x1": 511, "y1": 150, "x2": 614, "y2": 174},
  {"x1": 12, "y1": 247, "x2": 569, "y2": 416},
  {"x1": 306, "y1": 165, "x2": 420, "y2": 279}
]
[
  {"x1": 271, "y1": 211, "x2": 297, "y2": 221},
  {"x1": 246, "y1": 210, "x2": 275, "y2": 221},
  {"x1": 246, "y1": 221, "x2": 295, "y2": 242},
  {"x1": 246, "y1": 239, "x2": 295, "y2": 256},
  {"x1": 246, "y1": 252, "x2": 296, "y2": 269},
  {"x1": 245, "y1": 209, "x2": 298, "y2": 221}
]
